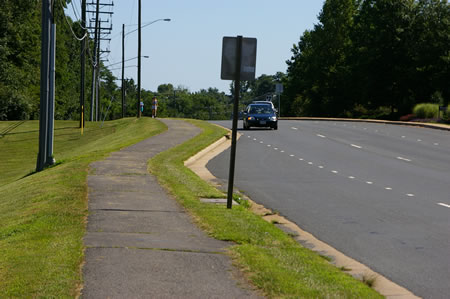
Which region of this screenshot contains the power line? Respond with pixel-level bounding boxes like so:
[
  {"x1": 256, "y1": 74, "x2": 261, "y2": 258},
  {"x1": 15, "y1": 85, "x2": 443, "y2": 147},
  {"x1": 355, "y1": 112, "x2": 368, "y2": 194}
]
[{"x1": 58, "y1": 0, "x2": 88, "y2": 41}]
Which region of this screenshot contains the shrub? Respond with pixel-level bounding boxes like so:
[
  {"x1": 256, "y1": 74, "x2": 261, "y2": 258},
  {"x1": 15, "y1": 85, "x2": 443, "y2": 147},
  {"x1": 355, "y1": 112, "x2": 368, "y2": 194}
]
[{"x1": 413, "y1": 103, "x2": 439, "y2": 119}]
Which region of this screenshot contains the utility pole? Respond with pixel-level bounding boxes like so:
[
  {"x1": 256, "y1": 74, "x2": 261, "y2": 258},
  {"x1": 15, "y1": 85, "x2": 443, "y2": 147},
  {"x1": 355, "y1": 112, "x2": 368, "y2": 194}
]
[
  {"x1": 90, "y1": 0, "x2": 100, "y2": 121},
  {"x1": 96, "y1": 36, "x2": 101, "y2": 121},
  {"x1": 36, "y1": 0, "x2": 52, "y2": 172},
  {"x1": 137, "y1": 0, "x2": 142, "y2": 118},
  {"x1": 80, "y1": 0, "x2": 86, "y2": 128},
  {"x1": 122, "y1": 23, "x2": 125, "y2": 118}
]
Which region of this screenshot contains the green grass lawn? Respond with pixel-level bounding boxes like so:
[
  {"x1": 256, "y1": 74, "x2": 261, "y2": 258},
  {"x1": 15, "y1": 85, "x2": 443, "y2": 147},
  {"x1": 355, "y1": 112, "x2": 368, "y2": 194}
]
[
  {"x1": 148, "y1": 119, "x2": 382, "y2": 298},
  {"x1": 0, "y1": 118, "x2": 166, "y2": 297}
]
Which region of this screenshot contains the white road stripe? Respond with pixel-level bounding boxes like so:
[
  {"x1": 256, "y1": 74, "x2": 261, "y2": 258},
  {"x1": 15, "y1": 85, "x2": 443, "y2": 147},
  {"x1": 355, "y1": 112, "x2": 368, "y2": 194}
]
[
  {"x1": 332, "y1": 170, "x2": 338, "y2": 174},
  {"x1": 291, "y1": 127, "x2": 298, "y2": 130},
  {"x1": 290, "y1": 154, "x2": 295, "y2": 157},
  {"x1": 308, "y1": 162, "x2": 313, "y2": 165},
  {"x1": 317, "y1": 134, "x2": 326, "y2": 138},
  {"x1": 385, "y1": 187, "x2": 392, "y2": 190},
  {"x1": 299, "y1": 158, "x2": 304, "y2": 161},
  {"x1": 366, "y1": 181, "x2": 373, "y2": 185},
  {"x1": 267, "y1": 144, "x2": 271, "y2": 147},
  {"x1": 351, "y1": 144, "x2": 362, "y2": 149},
  {"x1": 253, "y1": 138, "x2": 257, "y2": 141},
  {"x1": 417, "y1": 139, "x2": 422, "y2": 142},
  {"x1": 438, "y1": 203, "x2": 450, "y2": 208},
  {"x1": 349, "y1": 176, "x2": 355, "y2": 179},
  {"x1": 401, "y1": 136, "x2": 406, "y2": 138},
  {"x1": 397, "y1": 157, "x2": 412, "y2": 162},
  {"x1": 318, "y1": 166, "x2": 324, "y2": 169},
  {"x1": 406, "y1": 194, "x2": 415, "y2": 197},
  {"x1": 260, "y1": 141, "x2": 264, "y2": 144},
  {"x1": 280, "y1": 150, "x2": 285, "y2": 153},
  {"x1": 434, "y1": 143, "x2": 439, "y2": 146}
]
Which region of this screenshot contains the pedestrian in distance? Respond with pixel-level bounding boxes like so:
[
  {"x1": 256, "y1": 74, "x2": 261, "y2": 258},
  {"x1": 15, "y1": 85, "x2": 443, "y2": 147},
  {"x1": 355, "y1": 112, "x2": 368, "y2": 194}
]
[{"x1": 152, "y1": 96, "x2": 158, "y2": 118}]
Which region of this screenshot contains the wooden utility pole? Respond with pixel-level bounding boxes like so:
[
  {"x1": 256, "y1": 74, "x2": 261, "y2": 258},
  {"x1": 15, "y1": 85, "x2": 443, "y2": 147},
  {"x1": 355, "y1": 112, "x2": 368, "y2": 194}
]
[
  {"x1": 90, "y1": 0, "x2": 100, "y2": 121},
  {"x1": 80, "y1": 0, "x2": 86, "y2": 128},
  {"x1": 122, "y1": 24, "x2": 125, "y2": 118},
  {"x1": 137, "y1": 0, "x2": 142, "y2": 118}
]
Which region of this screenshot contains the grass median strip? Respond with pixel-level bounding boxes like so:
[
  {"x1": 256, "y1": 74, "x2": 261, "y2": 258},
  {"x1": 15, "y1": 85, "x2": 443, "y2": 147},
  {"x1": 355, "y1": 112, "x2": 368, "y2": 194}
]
[
  {"x1": 0, "y1": 118, "x2": 166, "y2": 297},
  {"x1": 148, "y1": 119, "x2": 382, "y2": 298}
]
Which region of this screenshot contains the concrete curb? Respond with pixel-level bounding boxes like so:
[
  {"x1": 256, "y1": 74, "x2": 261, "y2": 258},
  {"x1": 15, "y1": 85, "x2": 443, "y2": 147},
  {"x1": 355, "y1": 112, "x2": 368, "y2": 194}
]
[
  {"x1": 280, "y1": 117, "x2": 450, "y2": 131},
  {"x1": 185, "y1": 124, "x2": 421, "y2": 299}
]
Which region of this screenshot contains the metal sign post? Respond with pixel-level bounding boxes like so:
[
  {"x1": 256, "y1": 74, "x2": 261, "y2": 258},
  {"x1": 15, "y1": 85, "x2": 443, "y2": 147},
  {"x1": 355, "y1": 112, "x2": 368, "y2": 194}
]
[{"x1": 221, "y1": 36, "x2": 257, "y2": 209}]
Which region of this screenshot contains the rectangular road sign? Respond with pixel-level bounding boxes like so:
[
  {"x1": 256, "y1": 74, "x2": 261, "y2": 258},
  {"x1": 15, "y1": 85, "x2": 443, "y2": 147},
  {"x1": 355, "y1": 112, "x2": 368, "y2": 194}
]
[{"x1": 221, "y1": 36, "x2": 257, "y2": 81}]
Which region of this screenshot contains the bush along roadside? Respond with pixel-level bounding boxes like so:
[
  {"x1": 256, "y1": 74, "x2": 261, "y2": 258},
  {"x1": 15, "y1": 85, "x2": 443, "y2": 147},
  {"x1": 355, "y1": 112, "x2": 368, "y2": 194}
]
[{"x1": 148, "y1": 119, "x2": 382, "y2": 298}]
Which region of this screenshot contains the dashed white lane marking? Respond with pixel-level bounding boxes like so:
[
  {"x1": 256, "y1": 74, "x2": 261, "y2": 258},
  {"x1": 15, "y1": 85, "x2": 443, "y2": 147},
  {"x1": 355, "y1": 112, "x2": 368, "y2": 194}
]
[
  {"x1": 401, "y1": 136, "x2": 406, "y2": 138},
  {"x1": 417, "y1": 139, "x2": 422, "y2": 142},
  {"x1": 397, "y1": 156, "x2": 412, "y2": 162},
  {"x1": 438, "y1": 203, "x2": 450, "y2": 208},
  {"x1": 259, "y1": 140, "x2": 426, "y2": 201},
  {"x1": 291, "y1": 127, "x2": 298, "y2": 130},
  {"x1": 260, "y1": 141, "x2": 264, "y2": 144},
  {"x1": 253, "y1": 138, "x2": 257, "y2": 141},
  {"x1": 247, "y1": 136, "x2": 251, "y2": 138},
  {"x1": 317, "y1": 134, "x2": 326, "y2": 138},
  {"x1": 434, "y1": 143, "x2": 439, "y2": 146}
]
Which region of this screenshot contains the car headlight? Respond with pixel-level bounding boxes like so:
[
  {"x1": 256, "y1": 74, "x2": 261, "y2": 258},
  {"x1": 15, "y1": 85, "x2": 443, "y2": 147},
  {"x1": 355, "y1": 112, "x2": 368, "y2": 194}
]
[{"x1": 269, "y1": 116, "x2": 277, "y2": 121}]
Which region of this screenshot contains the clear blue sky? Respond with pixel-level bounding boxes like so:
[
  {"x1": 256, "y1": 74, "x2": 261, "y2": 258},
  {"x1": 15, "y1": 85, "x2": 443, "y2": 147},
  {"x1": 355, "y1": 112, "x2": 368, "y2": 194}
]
[{"x1": 67, "y1": 1, "x2": 325, "y2": 94}]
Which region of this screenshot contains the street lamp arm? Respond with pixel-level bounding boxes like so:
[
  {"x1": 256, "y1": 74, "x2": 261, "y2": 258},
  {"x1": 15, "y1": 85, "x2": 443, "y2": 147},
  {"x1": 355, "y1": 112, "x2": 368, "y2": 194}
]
[
  {"x1": 105, "y1": 55, "x2": 149, "y2": 67},
  {"x1": 125, "y1": 18, "x2": 171, "y2": 36}
]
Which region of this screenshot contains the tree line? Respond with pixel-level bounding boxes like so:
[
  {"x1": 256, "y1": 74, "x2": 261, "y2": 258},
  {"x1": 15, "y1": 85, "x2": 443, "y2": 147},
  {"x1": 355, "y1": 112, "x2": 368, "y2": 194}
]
[
  {"x1": 0, "y1": 0, "x2": 235, "y2": 121},
  {"x1": 1, "y1": 0, "x2": 448, "y2": 121},
  {"x1": 283, "y1": 0, "x2": 449, "y2": 119}
]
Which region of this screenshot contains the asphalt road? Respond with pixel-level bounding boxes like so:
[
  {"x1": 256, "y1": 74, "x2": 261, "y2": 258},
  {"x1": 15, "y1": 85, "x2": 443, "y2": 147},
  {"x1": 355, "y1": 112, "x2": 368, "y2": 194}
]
[{"x1": 207, "y1": 120, "x2": 450, "y2": 299}]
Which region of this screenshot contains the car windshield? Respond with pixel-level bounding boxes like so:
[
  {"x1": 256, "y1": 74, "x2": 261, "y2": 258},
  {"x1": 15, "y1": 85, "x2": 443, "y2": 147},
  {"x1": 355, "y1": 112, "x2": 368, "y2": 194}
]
[{"x1": 249, "y1": 105, "x2": 273, "y2": 114}]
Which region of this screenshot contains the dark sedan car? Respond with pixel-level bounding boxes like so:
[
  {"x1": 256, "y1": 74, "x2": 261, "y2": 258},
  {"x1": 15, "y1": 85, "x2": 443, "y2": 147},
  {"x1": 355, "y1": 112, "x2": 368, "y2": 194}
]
[{"x1": 242, "y1": 104, "x2": 278, "y2": 130}]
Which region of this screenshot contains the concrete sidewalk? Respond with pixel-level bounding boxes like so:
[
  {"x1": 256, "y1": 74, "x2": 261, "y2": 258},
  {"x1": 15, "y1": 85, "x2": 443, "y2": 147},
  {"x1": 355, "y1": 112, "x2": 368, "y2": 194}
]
[{"x1": 82, "y1": 119, "x2": 260, "y2": 298}]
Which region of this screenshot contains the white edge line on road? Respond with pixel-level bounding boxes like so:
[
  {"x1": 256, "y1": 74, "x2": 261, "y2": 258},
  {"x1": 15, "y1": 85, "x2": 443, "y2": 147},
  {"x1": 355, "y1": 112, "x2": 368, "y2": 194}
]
[
  {"x1": 351, "y1": 144, "x2": 362, "y2": 149},
  {"x1": 438, "y1": 203, "x2": 450, "y2": 208},
  {"x1": 317, "y1": 134, "x2": 326, "y2": 138}
]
